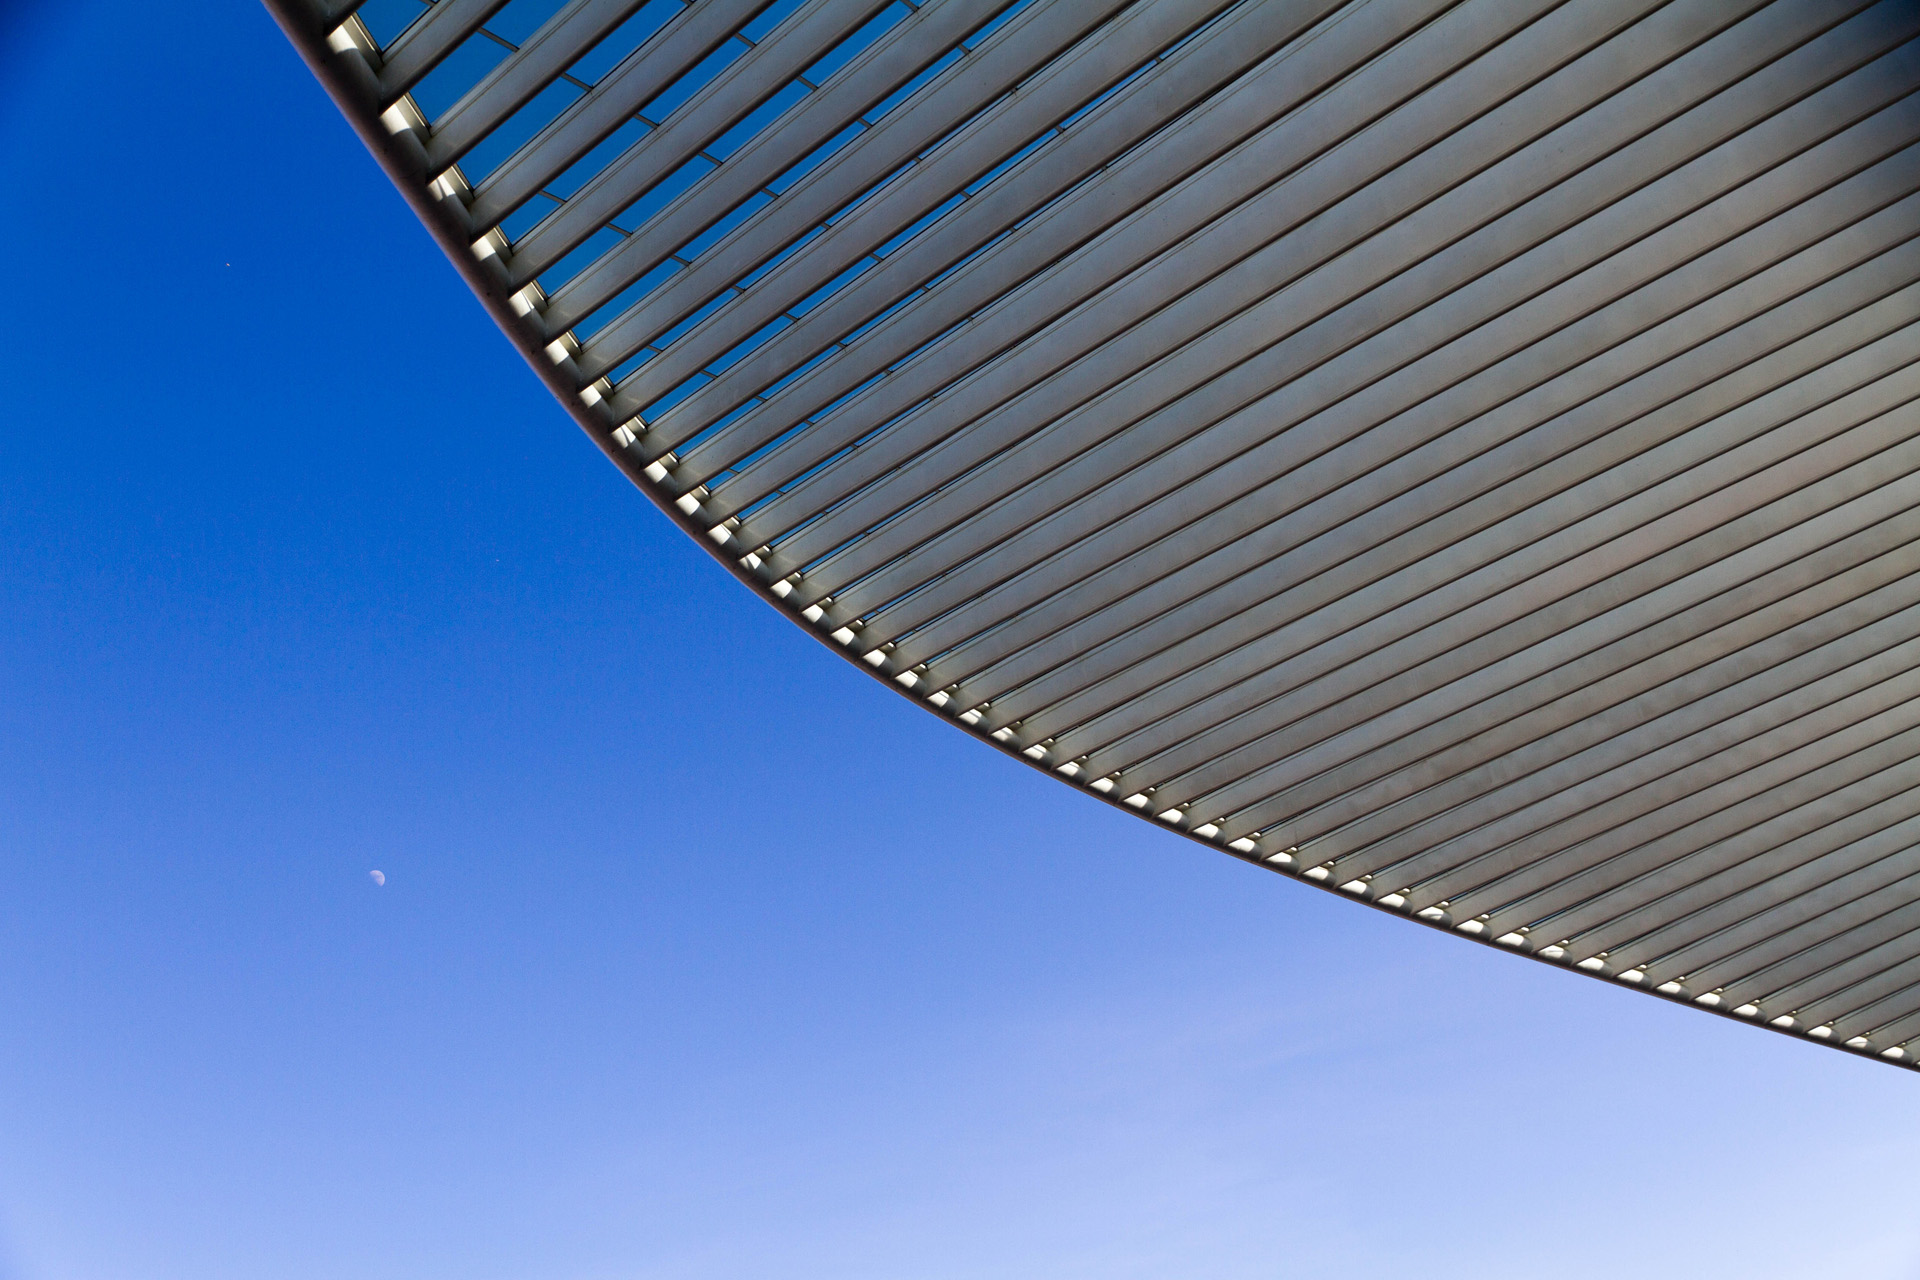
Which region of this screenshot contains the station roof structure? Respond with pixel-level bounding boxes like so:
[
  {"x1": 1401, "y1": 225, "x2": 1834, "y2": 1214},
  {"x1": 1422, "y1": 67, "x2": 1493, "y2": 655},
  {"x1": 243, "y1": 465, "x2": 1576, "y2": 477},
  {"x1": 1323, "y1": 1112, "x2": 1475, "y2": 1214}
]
[{"x1": 267, "y1": 0, "x2": 1920, "y2": 1070}]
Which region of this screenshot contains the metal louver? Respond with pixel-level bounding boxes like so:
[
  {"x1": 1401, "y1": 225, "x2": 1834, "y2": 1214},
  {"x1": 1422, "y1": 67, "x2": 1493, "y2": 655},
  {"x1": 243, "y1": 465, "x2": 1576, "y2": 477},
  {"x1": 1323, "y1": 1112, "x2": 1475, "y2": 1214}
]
[{"x1": 267, "y1": 0, "x2": 1920, "y2": 1071}]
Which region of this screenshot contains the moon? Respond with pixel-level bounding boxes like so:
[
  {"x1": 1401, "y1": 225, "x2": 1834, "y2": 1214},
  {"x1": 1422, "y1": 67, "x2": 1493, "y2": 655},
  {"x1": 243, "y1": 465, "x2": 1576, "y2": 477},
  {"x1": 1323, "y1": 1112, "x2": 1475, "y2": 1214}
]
[{"x1": 369, "y1": 869, "x2": 386, "y2": 886}]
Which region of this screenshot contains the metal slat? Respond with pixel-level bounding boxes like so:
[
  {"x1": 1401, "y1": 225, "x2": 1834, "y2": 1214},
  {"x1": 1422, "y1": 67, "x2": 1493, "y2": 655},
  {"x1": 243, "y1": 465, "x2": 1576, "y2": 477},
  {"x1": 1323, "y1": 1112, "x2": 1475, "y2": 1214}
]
[
  {"x1": 1287, "y1": 547, "x2": 1920, "y2": 883},
  {"x1": 1297, "y1": 609, "x2": 1920, "y2": 888},
  {"x1": 1512, "y1": 740, "x2": 1920, "y2": 951},
  {"x1": 1823, "y1": 969, "x2": 1920, "y2": 1037},
  {"x1": 629, "y1": 0, "x2": 1362, "y2": 431},
  {"x1": 465, "y1": 0, "x2": 771, "y2": 229},
  {"x1": 1858, "y1": 996, "x2": 1920, "y2": 1045},
  {"x1": 593, "y1": 0, "x2": 1227, "y2": 366},
  {"x1": 1740, "y1": 904, "x2": 1920, "y2": 1007},
  {"x1": 1028, "y1": 341, "x2": 1920, "y2": 793},
  {"x1": 376, "y1": 0, "x2": 513, "y2": 104},
  {"x1": 1012, "y1": 157, "x2": 1920, "y2": 776},
  {"x1": 848, "y1": 59, "x2": 1920, "y2": 656},
  {"x1": 1419, "y1": 677, "x2": 1920, "y2": 919},
  {"x1": 1270, "y1": 507, "x2": 1920, "y2": 854},
  {"x1": 579, "y1": 0, "x2": 1146, "y2": 368},
  {"x1": 506, "y1": 0, "x2": 894, "y2": 284},
  {"x1": 742, "y1": 0, "x2": 1853, "y2": 591},
  {"x1": 1157, "y1": 426, "x2": 1920, "y2": 833},
  {"x1": 684, "y1": 0, "x2": 1517, "y2": 505},
  {"x1": 897, "y1": 241, "x2": 1920, "y2": 712},
  {"x1": 1320, "y1": 475, "x2": 1920, "y2": 886},
  {"x1": 730, "y1": 0, "x2": 1683, "y2": 568},
  {"x1": 1144, "y1": 282, "x2": 1920, "y2": 819},
  {"x1": 426, "y1": 0, "x2": 655, "y2": 171},
  {"x1": 1639, "y1": 864, "x2": 1920, "y2": 993},
  {"x1": 1768, "y1": 939, "x2": 1920, "y2": 1023},
  {"x1": 1446, "y1": 527, "x2": 1920, "y2": 926},
  {"x1": 666, "y1": 0, "x2": 1455, "y2": 480},
  {"x1": 1225, "y1": 456, "x2": 1920, "y2": 854},
  {"x1": 1609, "y1": 815, "x2": 1920, "y2": 973},
  {"x1": 707, "y1": 0, "x2": 1602, "y2": 566},
  {"x1": 547, "y1": 0, "x2": 1011, "y2": 347},
  {"x1": 844, "y1": 55, "x2": 1920, "y2": 659},
  {"x1": 1454, "y1": 716, "x2": 1920, "y2": 925},
  {"x1": 1571, "y1": 803, "x2": 1920, "y2": 974},
  {"x1": 842, "y1": 139, "x2": 1920, "y2": 673},
  {"x1": 1226, "y1": 316, "x2": 1920, "y2": 810}
]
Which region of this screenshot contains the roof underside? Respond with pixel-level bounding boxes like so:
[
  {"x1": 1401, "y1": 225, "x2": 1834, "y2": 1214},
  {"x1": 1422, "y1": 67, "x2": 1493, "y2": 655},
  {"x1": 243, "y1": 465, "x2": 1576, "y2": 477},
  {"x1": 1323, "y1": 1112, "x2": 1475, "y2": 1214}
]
[{"x1": 269, "y1": 0, "x2": 1920, "y2": 1071}]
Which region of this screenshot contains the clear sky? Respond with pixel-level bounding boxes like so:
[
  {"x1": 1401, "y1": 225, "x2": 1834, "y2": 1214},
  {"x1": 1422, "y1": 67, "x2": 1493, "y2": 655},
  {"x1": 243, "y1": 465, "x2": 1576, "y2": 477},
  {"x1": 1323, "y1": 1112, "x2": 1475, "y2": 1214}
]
[{"x1": 3, "y1": 5, "x2": 1919, "y2": 1279}]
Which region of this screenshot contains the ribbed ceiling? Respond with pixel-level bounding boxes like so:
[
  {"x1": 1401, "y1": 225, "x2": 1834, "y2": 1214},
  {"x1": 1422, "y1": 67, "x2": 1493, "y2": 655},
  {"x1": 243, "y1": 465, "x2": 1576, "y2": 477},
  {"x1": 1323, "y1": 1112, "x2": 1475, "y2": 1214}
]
[{"x1": 269, "y1": 0, "x2": 1920, "y2": 1071}]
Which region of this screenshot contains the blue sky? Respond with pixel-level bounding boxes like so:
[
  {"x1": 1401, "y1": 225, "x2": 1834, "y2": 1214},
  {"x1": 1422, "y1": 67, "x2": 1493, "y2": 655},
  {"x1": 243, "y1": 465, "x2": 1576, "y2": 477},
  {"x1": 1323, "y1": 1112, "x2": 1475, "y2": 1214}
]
[{"x1": 2, "y1": 5, "x2": 1918, "y2": 1278}]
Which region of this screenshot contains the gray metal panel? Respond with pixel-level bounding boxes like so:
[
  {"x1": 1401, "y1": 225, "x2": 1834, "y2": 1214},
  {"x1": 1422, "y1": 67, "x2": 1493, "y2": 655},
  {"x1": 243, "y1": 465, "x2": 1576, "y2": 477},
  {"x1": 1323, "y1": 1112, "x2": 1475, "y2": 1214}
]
[{"x1": 269, "y1": 0, "x2": 1920, "y2": 1072}]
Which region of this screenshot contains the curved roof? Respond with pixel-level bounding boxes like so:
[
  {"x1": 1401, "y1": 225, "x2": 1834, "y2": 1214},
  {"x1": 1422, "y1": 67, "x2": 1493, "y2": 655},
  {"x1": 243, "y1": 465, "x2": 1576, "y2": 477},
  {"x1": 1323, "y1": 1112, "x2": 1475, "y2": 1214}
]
[{"x1": 267, "y1": 0, "x2": 1920, "y2": 1070}]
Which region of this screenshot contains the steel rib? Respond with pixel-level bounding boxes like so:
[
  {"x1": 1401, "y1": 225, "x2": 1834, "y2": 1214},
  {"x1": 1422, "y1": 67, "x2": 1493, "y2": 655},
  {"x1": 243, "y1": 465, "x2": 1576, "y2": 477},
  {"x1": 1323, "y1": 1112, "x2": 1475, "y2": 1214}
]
[
  {"x1": 738, "y1": 0, "x2": 1749, "y2": 572},
  {"x1": 580, "y1": 0, "x2": 1151, "y2": 371},
  {"x1": 425, "y1": 0, "x2": 654, "y2": 172},
  {"x1": 1141, "y1": 304, "x2": 1920, "y2": 816},
  {"x1": 376, "y1": 0, "x2": 512, "y2": 104},
  {"x1": 632, "y1": 0, "x2": 1395, "y2": 431},
  {"x1": 1300, "y1": 606, "x2": 1920, "y2": 889},
  {"x1": 506, "y1": 0, "x2": 892, "y2": 285},
  {"x1": 466, "y1": 0, "x2": 770, "y2": 229},
  {"x1": 1565, "y1": 801, "x2": 1920, "y2": 974},
  {"x1": 1035, "y1": 317, "x2": 1920, "y2": 785},
  {"x1": 686, "y1": 0, "x2": 1562, "y2": 506},
  {"x1": 553, "y1": 0, "x2": 1015, "y2": 349},
  {"x1": 915, "y1": 270, "x2": 1920, "y2": 721},
  {"x1": 1267, "y1": 533, "x2": 1920, "y2": 858},
  {"x1": 1642, "y1": 860, "x2": 1920, "y2": 991},
  {"x1": 848, "y1": 151, "x2": 1920, "y2": 681},
  {"x1": 695, "y1": 0, "x2": 1873, "y2": 521}
]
